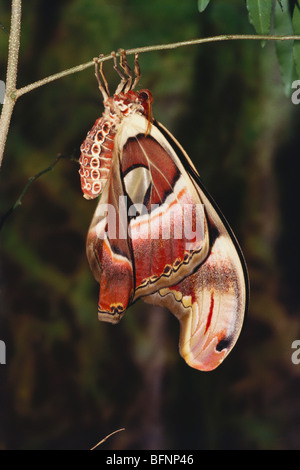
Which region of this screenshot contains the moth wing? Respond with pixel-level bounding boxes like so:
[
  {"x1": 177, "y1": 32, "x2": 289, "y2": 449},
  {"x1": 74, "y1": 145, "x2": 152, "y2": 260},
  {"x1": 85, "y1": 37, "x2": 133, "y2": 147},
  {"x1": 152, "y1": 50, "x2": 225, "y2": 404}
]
[
  {"x1": 144, "y1": 123, "x2": 248, "y2": 371},
  {"x1": 116, "y1": 114, "x2": 211, "y2": 300},
  {"x1": 86, "y1": 146, "x2": 134, "y2": 324},
  {"x1": 86, "y1": 113, "x2": 209, "y2": 323}
]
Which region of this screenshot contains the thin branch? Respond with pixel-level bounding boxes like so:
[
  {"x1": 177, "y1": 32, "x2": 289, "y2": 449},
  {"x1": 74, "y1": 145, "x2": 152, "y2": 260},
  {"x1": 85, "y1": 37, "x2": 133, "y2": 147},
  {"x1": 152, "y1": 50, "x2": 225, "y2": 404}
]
[
  {"x1": 90, "y1": 428, "x2": 125, "y2": 451},
  {"x1": 0, "y1": 21, "x2": 9, "y2": 35},
  {"x1": 16, "y1": 60, "x2": 95, "y2": 98},
  {"x1": 15, "y1": 34, "x2": 300, "y2": 99},
  {"x1": 0, "y1": 0, "x2": 22, "y2": 167},
  {"x1": 2, "y1": 32, "x2": 300, "y2": 170},
  {"x1": 0, "y1": 154, "x2": 76, "y2": 230}
]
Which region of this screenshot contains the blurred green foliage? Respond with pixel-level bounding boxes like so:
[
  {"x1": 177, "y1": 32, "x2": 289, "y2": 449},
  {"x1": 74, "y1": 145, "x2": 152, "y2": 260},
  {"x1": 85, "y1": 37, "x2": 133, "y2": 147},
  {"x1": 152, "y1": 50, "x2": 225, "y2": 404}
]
[{"x1": 0, "y1": 0, "x2": 300, "y2": 450}]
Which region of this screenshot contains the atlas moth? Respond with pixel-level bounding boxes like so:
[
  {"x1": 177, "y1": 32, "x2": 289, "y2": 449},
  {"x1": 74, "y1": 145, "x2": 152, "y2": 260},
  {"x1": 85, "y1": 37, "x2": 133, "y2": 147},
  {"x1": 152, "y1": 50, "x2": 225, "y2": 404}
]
[{"x1": 79, "y1": 50, "x2": 249, "y2": 372}]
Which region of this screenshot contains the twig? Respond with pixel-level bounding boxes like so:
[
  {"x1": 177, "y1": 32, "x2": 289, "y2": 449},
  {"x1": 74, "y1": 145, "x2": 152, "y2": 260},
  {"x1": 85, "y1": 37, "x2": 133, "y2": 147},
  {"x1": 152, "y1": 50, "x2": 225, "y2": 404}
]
[
  {"x1": 90, "y1": 428, "x2": 125, "y2": 451},
  {"x1": 1, "y1": 31, "x2": 300, "y2": 170},
  {"x1": 0, "y1": 21, "x2": 9, "y2": 35},
  {"x1": 0, "y1": 154, "x2": 76, "y2": 230},
  {"x1": 15, "y1": 34, "x2": 300, "y2": 99},
  {"x1": 0, "y1": 0, "x2": 22, "y2": 167}
]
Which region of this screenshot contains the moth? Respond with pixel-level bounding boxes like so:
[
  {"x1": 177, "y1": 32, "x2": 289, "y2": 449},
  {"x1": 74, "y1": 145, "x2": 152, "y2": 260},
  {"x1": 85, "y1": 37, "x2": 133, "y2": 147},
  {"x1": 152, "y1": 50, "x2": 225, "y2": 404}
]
[{"x1": 79, "y1": 50, "x2": 249, "y2": 372}]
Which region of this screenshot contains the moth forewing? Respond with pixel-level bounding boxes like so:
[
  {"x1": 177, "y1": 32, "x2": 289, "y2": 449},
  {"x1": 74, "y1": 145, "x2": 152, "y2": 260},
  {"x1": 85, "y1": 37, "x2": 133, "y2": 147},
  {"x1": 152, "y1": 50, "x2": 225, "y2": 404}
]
[{"x1": 114, "y1": 113, "x2": 211, "y2": 299}]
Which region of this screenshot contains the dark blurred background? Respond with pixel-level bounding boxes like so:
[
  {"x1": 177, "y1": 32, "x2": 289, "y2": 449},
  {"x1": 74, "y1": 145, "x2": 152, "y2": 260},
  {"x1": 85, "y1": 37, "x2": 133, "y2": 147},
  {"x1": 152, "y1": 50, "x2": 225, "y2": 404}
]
[{"x1": 0, "y1": 0, "x2": 300, "y2": 450}]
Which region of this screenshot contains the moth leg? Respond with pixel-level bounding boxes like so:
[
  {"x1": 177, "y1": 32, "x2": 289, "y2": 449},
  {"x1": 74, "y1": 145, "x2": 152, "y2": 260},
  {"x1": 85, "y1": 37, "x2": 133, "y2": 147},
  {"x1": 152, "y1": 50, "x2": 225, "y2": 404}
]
[
  {"x1": 93, "y1": 55, "x2": 109, "y2": 101},
  {"x1": 99, "y1": 55, "x2": 110, "y2": 97},
  {"x1": 132, "y1": 53, "x2": 141, "y2": 90},
  {"x1": 112, "y1": 51, "x2": 129, "y2": 95},
  {"x1": 119, "y1": 49, "x2": 134, "y2": 93}
]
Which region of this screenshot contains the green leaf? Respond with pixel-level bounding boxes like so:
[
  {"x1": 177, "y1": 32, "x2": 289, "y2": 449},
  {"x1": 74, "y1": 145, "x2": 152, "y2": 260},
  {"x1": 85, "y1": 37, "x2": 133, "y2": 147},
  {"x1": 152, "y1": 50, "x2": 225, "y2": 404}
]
[
  {"x1": 293, "y1": 4, "x2": 300, "y2": 78},
  {"x1": 246, "y1": 0, "x2": 272, "y2": 35},
  {"x1": 274, "y1": 0, "x2": 298, "y2": 96},
  {"x1": 198, "y1": 0, "x2": 211, "y2": 13}
]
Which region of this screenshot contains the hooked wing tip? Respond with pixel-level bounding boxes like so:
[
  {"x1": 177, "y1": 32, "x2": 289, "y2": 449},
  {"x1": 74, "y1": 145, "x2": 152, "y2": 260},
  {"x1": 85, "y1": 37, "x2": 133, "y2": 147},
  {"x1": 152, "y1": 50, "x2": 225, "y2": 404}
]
[{"x1": 181, "y1": 334, "x2": 232, "y2": 372}]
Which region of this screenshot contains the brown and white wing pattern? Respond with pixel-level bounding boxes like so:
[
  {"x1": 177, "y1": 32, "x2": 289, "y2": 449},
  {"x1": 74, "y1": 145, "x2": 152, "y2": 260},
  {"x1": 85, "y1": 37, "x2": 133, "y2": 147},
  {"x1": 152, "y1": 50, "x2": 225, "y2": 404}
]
[
  {"x1": 117, "y1": 114, "x2": 210, "y2": 300},
  {"x1": 143, "y1": 121, "x2": 248, "y2": 371},
  {"x1": 144, "y1": 186, "x2": 248, "y2": 371},
  {"x1": 86, "y1": 113, "x2": 211, "y2": 323},
  {"x1": 83, "y1": 86, "x2": 248, "y2": 372}
]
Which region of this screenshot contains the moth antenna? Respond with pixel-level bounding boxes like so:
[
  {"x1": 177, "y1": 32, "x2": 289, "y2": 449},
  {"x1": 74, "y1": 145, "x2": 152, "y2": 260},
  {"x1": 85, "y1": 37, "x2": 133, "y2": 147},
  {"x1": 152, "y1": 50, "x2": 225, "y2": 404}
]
[
  {"x1": 94, "y1": 55, "x2": 109, "y2": 101},
  {"x1": 112, "y1": 51, "x2": 128, "y2": 95},
  {"x1": 132, "y1": 53, "x2": 141, "y2": 90}
]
